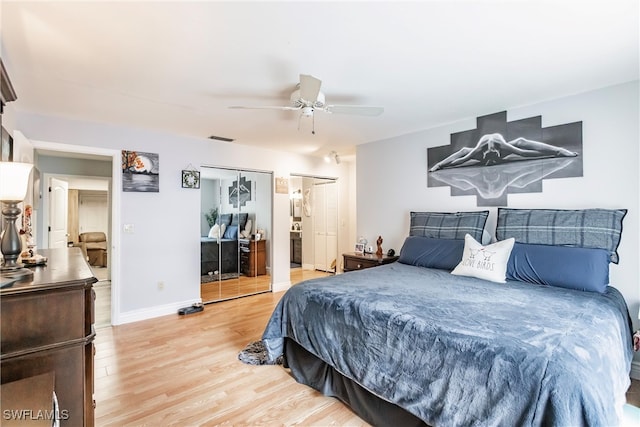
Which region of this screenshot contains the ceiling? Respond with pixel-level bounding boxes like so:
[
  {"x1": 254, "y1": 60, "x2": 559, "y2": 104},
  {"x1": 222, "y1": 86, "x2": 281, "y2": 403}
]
[{"x1": 2, "y1": 1, "x2": 638, "y2": 160}]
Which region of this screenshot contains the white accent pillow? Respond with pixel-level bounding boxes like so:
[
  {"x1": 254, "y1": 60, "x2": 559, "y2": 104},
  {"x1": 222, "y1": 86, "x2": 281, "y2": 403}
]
[
  {"x1": 451, "y1": 234, "x2": 515, "y2": 283},
  {"x1": 208, "y1": 223, "x2": 227, "y2": 239},
  {"x1": 240, "y1": 219, "x2": 253, "y2": 238},
  {"x1": 208, "y1": 224, "x2": 220, "y2": 238}
]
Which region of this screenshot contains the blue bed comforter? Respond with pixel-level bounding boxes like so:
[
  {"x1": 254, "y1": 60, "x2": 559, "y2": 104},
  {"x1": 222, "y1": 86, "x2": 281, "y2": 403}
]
[{"x1": 262, "y1": 263, "x2": 633, "y2": 426}]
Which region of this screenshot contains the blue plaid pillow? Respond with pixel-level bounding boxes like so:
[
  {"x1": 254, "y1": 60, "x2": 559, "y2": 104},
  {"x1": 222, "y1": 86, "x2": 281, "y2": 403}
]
[
  {"x1": 217, "y1": 213, "x2": 233, "y2": 226},
  {"x1": 409, "y1": 211, "x2": 489, "y2": 242},
  {"x1": 496, "y1": 208, "x2": 627, "y2": 263},
  {"x1": 231, "y1": 212, "x2": 248, "y2": 228}
]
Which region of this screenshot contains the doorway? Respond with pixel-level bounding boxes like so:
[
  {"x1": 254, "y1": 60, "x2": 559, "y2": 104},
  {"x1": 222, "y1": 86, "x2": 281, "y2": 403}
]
[
  {"x1": 43, "y1": 173, "x2": 112, "y2": 327},
  {"x1": 289, "y1": 175, "x2": 338, "y2": 281},
  {"x1": 33, "y1": 143, "x2": 119, "y2": 325}
]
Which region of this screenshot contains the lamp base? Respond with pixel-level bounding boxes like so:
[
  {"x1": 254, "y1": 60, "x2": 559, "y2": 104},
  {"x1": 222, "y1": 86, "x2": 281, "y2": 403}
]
[{"x1": 1, "y1": 265, "x2": 34, "y2": 281}]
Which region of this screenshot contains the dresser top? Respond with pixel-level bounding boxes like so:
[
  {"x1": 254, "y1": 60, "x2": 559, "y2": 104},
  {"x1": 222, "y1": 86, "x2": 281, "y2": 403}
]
[
  {"x1": 1, "y1": 247, "x2": 97, "y2": 295},
  {"x1": 343, "y1": 252, "x2": 399, "y2": 262}
]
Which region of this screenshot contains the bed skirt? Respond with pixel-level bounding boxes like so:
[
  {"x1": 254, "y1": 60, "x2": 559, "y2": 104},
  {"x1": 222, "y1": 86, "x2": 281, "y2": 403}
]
[{"x1": 284, "y1": 338, "x2": 427, "y2": 427}]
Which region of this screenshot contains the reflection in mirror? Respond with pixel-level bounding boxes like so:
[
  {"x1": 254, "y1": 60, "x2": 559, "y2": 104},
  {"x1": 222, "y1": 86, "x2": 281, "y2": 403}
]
[
  {"x1": 200, "y1": 167, "x2": 272, "y2": 303},
  {"x1": 291, "y1": 189, "x2": 302, "y2": 221}
]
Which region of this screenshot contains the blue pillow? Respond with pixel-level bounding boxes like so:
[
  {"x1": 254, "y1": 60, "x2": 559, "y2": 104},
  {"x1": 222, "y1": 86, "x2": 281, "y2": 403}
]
[
  {"x1": 506, "y1": 242, "x2": 610, "y2": 293},
  {"x1": 222, "y1": 225, "x2": 238, "y2": 240},
  {"x1": 398, "y1": 236, "x2": 465, "y2": 271}
]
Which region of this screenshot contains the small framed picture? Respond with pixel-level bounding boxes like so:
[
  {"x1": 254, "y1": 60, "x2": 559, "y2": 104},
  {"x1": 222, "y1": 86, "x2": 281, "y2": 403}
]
[
  {"x1": 354, "y1": 243, "x2": 365, "y2": 254},
  {"x1": 182, "y1": 170, "x2": 200, "y2": 189},
  {"x1": 275, "y1": 177, "x2": 289, "y2": 194}
]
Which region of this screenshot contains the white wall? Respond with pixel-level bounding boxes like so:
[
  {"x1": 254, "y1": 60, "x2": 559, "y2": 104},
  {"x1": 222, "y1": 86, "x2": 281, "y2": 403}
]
[
  {"x1": 13, "y1": 112, "x2": 354, "y2": 323},
  {"x1": 356, "y1": 81, "x2": 640, "y2": 373}
]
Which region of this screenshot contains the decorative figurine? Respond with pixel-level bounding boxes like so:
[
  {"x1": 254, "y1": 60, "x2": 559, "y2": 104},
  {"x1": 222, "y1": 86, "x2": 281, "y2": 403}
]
[{"x1": 376, "y1": 235, "x2": 383, "y2": 257}]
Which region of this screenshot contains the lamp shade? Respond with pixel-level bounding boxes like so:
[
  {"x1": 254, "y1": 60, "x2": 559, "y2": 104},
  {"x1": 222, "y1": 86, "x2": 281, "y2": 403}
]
[{"x1": 0, "y1": 162, "x2": 33, "y2": 201}]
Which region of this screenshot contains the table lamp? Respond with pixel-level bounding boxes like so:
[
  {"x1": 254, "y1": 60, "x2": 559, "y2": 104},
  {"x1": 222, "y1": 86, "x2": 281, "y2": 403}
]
[{"x1": 0, "y1": 161, "x2": 34, "y2": 280}]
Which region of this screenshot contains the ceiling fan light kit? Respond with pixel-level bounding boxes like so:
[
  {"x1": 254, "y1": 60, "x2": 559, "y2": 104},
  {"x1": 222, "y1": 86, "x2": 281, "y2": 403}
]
[{"x1": 229, "y1": 74, "x2": 384, "y2": 135}]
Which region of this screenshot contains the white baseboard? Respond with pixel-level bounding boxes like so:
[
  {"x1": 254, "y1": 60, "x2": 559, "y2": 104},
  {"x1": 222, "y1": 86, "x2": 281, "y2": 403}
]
[
  {"x1": 631, "y1": 360, "x2": 640, "y2": 380},
  {"x1": 272, "y1": 280, "x2": 291, "y2": 293},
  {"x1": 114, "y1": 298, "x2": 202, "y2": 325}
]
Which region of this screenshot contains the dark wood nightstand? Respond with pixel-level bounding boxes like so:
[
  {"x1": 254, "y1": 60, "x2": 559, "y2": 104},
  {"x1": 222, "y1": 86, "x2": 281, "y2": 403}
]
[
  {"x1": 240, "y1": 239, "x2": 266, "y2": 277},
  {"x1": 343, "y1": 252, "x2": 399, "y2": 272}
]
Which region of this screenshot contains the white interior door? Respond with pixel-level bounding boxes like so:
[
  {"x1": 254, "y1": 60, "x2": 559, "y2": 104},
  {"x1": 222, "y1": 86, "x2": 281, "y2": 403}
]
[
  {"x1": 49, "y1": 177, "x2": 69, "y2": 248},
  {"x1": 325, "y1": 181, "x2": 338, "y2": 271},
  {"x1": 313, "y1": 181, "x2": 338, "y2": 272},
  {"x1": 314, "y1": 184, "x2": 327, "y2": 271}
]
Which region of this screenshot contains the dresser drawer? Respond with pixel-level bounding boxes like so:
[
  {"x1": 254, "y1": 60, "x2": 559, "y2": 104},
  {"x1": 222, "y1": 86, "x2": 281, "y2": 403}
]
[
  {"x1": 343, "y1": 252, "x2": 399, "y2": 272},
  {"x1": 344, "y1": 257, "x2": 377, "y2": 271}
]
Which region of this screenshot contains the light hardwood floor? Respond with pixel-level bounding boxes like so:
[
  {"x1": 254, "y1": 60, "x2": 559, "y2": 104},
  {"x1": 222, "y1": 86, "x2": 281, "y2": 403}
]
[
  {"x1": 94, "y1": 269, "x2": 361, "y2": 426},
  {"x1": 95, "y1": 270, "x2": 640, "y2": 426},
  {"x1": 92, "y1": 266, "x2": 111, "y2": 328}
]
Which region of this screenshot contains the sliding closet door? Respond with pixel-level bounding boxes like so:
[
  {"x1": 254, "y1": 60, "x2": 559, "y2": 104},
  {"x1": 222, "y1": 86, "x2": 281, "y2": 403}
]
[
  {"x1": 219, "y1": 170, "x2": 241, "y2": 300},
  {"x1": 200, "y1": 173, "x2": 223, "y2": 302},
  {"x1": 238, "y1": 170, "x2": 272, "y2": 296},
  {"x1": 200, "y1": 167, "x2": 272, "y2": 303}
]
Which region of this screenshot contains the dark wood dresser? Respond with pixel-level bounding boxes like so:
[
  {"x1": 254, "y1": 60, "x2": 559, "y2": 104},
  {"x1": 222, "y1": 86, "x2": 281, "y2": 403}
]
[
  {"x1": 240, "y1": 239, "x2": 266, "y2": 277},
  {"x1": 1, "y1": 247, "x2": 97, "y2": 426},
  {"x1": 290, "y1": 232, "x2": 302, "y2": 265},
  {"x1": 343, "y1": 252, "x2": 399, "y2": 272}
]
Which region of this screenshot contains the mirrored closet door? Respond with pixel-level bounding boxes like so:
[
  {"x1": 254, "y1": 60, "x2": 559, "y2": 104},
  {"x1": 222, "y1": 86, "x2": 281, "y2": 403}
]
[{"x1": 200, "y1": 167, "x2": 272, "y2": 303}]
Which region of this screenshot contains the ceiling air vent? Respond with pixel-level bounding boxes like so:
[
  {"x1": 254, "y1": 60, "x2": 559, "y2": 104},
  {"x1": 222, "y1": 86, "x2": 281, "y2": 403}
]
[{"x1": 208, "y1": 135, "x2": 235, "y2": 142}]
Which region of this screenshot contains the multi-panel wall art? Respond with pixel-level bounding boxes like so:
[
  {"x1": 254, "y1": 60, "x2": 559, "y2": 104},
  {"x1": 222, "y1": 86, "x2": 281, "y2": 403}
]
[
  {"x1": 229, "y1": 176, "x2": 251, "y2": 208},
  {"x1": 427, "y1": 111, "x2": 583, "y2": 206}
]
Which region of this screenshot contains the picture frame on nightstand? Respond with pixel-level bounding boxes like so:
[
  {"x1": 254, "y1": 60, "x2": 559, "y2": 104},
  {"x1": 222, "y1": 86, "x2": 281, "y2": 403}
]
[{"x1": 354, "y1": 243, "x2": 365, "y2": 254}]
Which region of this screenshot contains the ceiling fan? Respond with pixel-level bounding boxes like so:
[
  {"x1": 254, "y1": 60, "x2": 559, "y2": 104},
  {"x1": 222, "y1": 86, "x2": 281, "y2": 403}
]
[{"x1": 229, "y1": 74, "x2": 384, "y2": 134}]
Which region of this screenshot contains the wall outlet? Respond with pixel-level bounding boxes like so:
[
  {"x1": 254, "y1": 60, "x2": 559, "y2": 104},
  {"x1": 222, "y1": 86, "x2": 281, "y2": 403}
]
[
  {"x1": 124, "y1": 224, "x2": 135, "y2": 233},
  {"x1": 157, "y1": 281, "x2": 165, "y2": 290}
]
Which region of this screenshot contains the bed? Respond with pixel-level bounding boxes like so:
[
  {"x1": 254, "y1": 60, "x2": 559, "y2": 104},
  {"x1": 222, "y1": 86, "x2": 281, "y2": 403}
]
[
  {"x1": 200, "y1": 237, "x2": 239, "y2": 276},
  {"x1": 200, "y1": 212, "x2": 250, "y2": 277},
  {"x1": 259, "y1": 209, "x2": 634, "y2": 426}
]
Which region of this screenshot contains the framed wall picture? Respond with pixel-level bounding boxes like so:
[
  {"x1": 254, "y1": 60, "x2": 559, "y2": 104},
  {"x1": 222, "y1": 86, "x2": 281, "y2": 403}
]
[
  {"x1": 121, "y1": 150, "x2": 159, "y2": 192},
  {"x1": 182, "y1": 170, "x2": 200, "y2": 189},
  {"x1": 1, "y1": 127, "x2": 13, "y2": 161},
  {"x1": 275, "y1": 177, "x2": 289, "y2": 194}
]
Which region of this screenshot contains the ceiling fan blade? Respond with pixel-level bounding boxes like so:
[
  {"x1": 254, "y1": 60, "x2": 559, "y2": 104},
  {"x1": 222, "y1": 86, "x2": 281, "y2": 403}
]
[
  {"x1": 299, "y1": 74, "x2": 322, "y2": 103},
  {"x1": 229, "y1": 105, "x2": 300, "y2": 111},
  {"x1": 324, "y1": 105, "x2": 384, "y2": 116}
]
